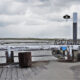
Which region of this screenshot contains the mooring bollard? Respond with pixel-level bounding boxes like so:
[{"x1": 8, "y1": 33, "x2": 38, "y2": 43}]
[
  {"x1": 5, "y1": 51, "x2": 9, "y2": 63},
  {"x1": 11, "y1": 51, "x2": 14, "y2": 63},
  {"x1": 18, "y1": 52, "x2": 32, "y2": 68},
  {"x1": 72, "y1": 50, "x2": 78, "y2": 62},
  {"x1": 5, "y1": 51, "x2": 14, "y2": 64}
]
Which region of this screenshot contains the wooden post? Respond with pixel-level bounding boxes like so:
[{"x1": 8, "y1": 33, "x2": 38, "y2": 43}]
[
  {"x1": 18, "y1": 52, "x2": 32, "y2": 68},
  {"x1": 67, "y1": 51, "x2": 71, "y2": 61},
  {"x1": 72, "y1": 50, "x2": 74, "y2": 62},
  {"x1": 11, "y1": 51, "x2": 14, "y2": 63},
  {"x1": 5, "y1": 51, "x2": 14, "y2": 64},
  {"x1": 5, "y1": 51, "x2": 9, "y2": 63},
  {"x1": 72, "y1": 50, "x2": 78, "y2": 62},
  {"x1": 63, "y1": 51, "x2": 65, "y2": 57}
]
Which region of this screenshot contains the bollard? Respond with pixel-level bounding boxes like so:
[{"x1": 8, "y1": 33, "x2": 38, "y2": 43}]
[
  {"x1": 72, "y1": 50, "x2": 78, "y2": 62},
  {"x1": 18, "y1": 52, "x2": 32, "y2": 68},
  {"x1": 11, "y1": 51, "x2": 14, "y2": 63},
  {"x1": 5, "y1": 51, "x2": 14, "y2": 64},
  {"x1": 5, "y1": 51, "x2": 10, "y2": 63}
]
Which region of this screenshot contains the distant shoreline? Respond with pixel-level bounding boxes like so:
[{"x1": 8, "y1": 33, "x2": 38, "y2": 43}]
[{"x1": 0, "y1": 38, "x2": 79, "y2": 40}]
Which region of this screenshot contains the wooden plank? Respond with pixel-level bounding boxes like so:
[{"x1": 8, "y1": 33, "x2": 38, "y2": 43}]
[
  {"x1": 12, "y1": 66, "x2": 18, "y2": 80},
  {"x1": 0, "y1": 67, "x2": 3, "y2": 79},
  {"x1": 21, "y1": 64, "x2": 48, "y2": 80},
  {"x1": 21, "y1": 68, "x2": 32, "y2": 80},
  {"x1": 6, "y1": 67, "x2": 12, "y2": 80},
  {"x1": 0, "y1": 67, "x2": 8, "y2": 80},
  {"x1": 17, "y1": 68, "x2": 24, "y2": 80}
]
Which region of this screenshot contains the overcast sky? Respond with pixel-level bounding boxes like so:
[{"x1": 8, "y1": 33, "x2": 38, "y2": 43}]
[{"x1": 0, "y1": 0, "x2": 80, "y2": 39}]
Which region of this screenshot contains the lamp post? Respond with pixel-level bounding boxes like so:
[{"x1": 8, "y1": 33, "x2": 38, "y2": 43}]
[
  {"x1": 73, "y1": 13, "x2": 77, "y2": 45},
  {"x1": 63, "y1": 13, "x2": 78, "y2": 45},
  {"x1": 63, "y1": 14, "x2": 70, "y2": 21}
]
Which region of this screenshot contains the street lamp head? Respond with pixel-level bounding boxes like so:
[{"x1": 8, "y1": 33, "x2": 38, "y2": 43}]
[
  {"x1": 63, "y1": 14, "x2": 70, "y2": 19},
  {"x1": 63, "y1": 14, "x2": 70, "y2": 22}
]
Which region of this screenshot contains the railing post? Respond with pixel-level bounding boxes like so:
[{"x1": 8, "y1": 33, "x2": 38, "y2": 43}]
[{"x1": 5, "y1": 46, "x2": 14, "y2": 64}]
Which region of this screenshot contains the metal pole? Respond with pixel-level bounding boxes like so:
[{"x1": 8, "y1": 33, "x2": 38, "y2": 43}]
[{"x1": 73, "y1": 12, "x2": 77, "y2": 44}]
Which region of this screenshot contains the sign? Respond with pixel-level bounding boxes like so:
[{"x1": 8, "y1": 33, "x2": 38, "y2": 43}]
[{"x1": 61, "y1": 47, "x2": 67, "y2": 51}]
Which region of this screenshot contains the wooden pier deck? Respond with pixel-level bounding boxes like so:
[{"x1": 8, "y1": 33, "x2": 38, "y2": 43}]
[
  {"x1": 0, "y1": 61, "x2": 80, "y2": 80},
  {"x1": 0, "y1": 62, "x2": 48, "y2": 80}
]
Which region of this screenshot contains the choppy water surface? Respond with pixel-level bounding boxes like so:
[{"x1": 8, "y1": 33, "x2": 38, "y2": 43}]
[{"x1": 0, "y1": 42, "x2": 57, "y2": 63}]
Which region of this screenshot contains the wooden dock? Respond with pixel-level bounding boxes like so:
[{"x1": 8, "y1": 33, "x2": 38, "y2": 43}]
[
  {"x1": 0, "y1": 65, "x2": 33, "y2": 80},
  {"x1": 0, "y1": 62, "x2": 48, "y2": 80},
  {"x1": 0, "y1": 65, "x2": 22, "y2": 80}
]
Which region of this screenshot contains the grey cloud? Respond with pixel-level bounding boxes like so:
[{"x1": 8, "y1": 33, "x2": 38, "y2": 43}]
[
  {"x1": 0, "y1": 22, "x2": 9, "y2": 27},
  {"x1": 49, "y1": 0, "x2": 80, "y2": 12},
  {"x1": 0, "y1": 0, "x2": 80, "y2": 38},
  {"x1": 0, "y1": 0, "x2": 27, "y2": 15},
  {"x1": 16, "y1": 0, "x2": 28, "y2": 2},
  {"x1": 0, "y1": 0, "x2": 80, "y2": 15},
  {"x1": 0, "y1": 15, "x2": 26, "y2": 27},
  {"x1": 0, "y1": 21, "x2": 19, "y2": 27}
]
